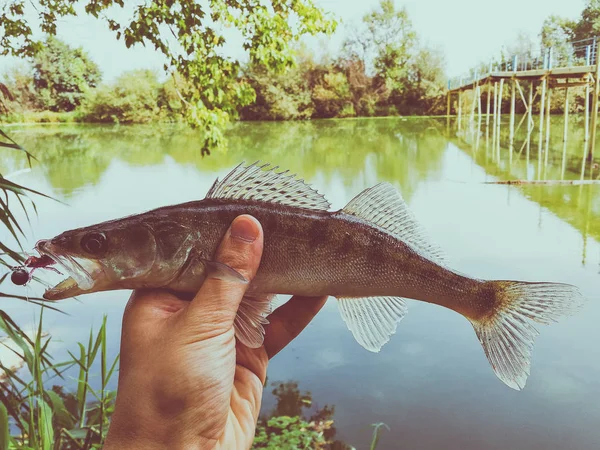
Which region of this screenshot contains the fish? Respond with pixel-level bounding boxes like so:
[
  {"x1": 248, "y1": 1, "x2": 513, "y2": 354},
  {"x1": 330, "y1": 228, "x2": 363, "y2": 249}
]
[{"x1": 33, "y1": 161, "x2": 584, "y2": 390}]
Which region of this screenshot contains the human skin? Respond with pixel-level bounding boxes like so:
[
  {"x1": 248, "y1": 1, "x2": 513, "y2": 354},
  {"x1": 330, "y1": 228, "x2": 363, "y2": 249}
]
[{"x1": 103, "y1": 215, "x2": 327, "y2": 449}]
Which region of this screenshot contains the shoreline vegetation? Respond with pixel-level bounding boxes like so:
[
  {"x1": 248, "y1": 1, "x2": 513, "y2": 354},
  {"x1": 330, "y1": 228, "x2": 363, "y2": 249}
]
[{"x1": 1, "y1": 0, "x2": 448, "y2": 135}]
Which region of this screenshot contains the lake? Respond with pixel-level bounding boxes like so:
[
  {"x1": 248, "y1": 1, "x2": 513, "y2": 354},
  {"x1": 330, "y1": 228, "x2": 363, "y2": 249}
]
[{"x1": 1, "y1": 117, "x2": 599, "y2": 449}]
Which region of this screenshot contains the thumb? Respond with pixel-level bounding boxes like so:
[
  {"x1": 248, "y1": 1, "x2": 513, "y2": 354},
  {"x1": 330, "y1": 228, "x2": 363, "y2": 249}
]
[{"x1": 185, "y1": 214, "x2": 264, "y2": 330}]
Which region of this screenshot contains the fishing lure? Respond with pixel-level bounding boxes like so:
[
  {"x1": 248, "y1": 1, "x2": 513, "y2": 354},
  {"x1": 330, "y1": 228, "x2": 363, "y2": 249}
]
[{"x1": 10, "y1": 255, "x2": 61, "y2": 286}]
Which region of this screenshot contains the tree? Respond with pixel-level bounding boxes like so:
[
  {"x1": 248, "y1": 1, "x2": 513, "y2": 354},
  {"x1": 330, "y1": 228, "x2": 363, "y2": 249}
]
[
  {"x1": 342, "y1": 0, "x2": 416, "y2": 112},
  {"x1": 81, "y1": 70, "x2": 161, "y2": 123},
  {"x1": 365, "y1": 0, "x2": 415, "y2": 98},
  {"x1": 0, "y1": 0, "x2": 337, "y2": 152},
  {"x1": 401, "y1": 45, "x2": 446, "y2": 114},
  {"x1": 573, "y1": 0, "x2": 600, "y2": 40},
  {"x1": 540, "y1": 16, "x2": 575, "y2": 66},
  {"x1": 1, "y1": 63, "x2": 38, "y2": 111},
  {"x1": 31, "y1": 36, "x2": 101, "y2": 111},
  {"x1": 240, "y1": 47, "x2": 315, "y2": 121}
]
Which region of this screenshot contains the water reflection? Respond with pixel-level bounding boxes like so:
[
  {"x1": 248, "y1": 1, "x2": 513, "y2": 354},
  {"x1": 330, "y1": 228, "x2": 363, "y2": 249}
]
[
  {"x1": 452, "y1": 114, "x2": 600, "y2": 248},
  {"x1": 0, "y1": 119, "x2": 599, "y2": 449},
  {"x1": 1, "y1": 119, "x2": 448, "y2": 204},
  {"x1": 259, "y1": 380, "x2": 350, "y2": 449}
]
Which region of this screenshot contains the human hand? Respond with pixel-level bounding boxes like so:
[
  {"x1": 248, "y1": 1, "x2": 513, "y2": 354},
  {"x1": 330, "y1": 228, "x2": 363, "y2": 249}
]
[{"x1": 103, "y1": 215, "x2": 327, "y2": 450}]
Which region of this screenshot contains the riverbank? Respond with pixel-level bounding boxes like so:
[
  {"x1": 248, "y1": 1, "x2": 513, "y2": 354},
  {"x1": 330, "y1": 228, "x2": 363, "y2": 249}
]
[{"x1": 1, "y1": 111, "x2": 451, "y2": 127}]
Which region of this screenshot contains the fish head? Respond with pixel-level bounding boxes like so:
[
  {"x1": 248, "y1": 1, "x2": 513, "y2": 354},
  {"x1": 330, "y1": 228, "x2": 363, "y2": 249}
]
[{"x1": 37, "y1": 218, "x2": 160, "y2": 300}]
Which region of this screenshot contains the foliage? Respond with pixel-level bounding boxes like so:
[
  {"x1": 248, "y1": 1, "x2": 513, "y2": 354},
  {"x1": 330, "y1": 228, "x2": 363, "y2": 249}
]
[
  {"x1": 399, "y1": 46, "x2": 447, "y2": 115},
  {"x1": 341, "y1": 0, "x2": 444, "y2": 116},
  {"x1": 1, "y1": 64, "x2": 38, "y2": 112},
  {"x1": 311, "y1": 69, "x2": 354, "y2": 118},
  {"x1": 31, "y1": 36, "x2": 101, "y2": 112},
  {"x1": 0, "y1": 129, "x2": 49, "y2": 267},
  {"x1": 251, "y1": 380, "x2": 388, "y2": 449},
  {"x1": 252, "y1": 415, "x2": 331, "y2": 449},
  {"x1": 0, "y1": 0, "x2": 337, "y2": 153},
  {"x1": 0, "y1": 311, "x2": 119, "y2": 449},
  {"x1": 252, "y1": 381, "x2": 349, "y2": 450},
  {"x1": 540, "y1": 16, "x2": 576, "y2": 66},
  {"x1": 241, "y1": 61, "x2": 314, "y2": 121},
  {"x1": 572, "y1": 0, "x2": 600, "y2": 42},
  {"x1": 0, "y1": 0, "x2": 451, "y2": 125},
  {"x1": 242, "y1": 0, "x2": 445, "y2": 120},
  {"x1": 80, "y1": 70, "x2": 163, "y2": 124}
]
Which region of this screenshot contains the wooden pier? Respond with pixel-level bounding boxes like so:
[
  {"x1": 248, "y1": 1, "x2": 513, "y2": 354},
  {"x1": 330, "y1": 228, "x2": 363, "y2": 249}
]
[{"x1": 447, "y1": 43, "x2": 600, "y2": 172}]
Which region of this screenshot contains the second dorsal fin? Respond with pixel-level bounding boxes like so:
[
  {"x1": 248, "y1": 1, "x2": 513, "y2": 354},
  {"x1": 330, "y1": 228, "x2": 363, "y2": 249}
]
[
  {"x1": 342, "y1": 182, "x2": 446, "y2": 264},
  {"x1": 206, "y1": 161, "x2": 331, "y2": 210}
]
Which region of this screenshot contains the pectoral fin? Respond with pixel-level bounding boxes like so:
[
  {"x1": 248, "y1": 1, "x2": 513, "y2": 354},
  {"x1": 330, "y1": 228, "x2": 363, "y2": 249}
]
[
  {"x1": 201, "y1": 259, "x2": 249, "y2": 284},
  {"x1": 234, "y1": 294, "x2": 276, "y2": 348}
]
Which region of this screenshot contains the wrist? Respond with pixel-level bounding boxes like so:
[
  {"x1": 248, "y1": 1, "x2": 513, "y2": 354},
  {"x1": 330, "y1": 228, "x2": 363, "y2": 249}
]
[{"x1": 104, "y1": 410, "x2": 219, "y2": 450}]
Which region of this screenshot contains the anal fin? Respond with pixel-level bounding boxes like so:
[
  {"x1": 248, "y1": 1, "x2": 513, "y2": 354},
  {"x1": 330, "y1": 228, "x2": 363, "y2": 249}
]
[
  {"x1": 337, "y1": 296, "x2": 408, "y2": 352},
  {"x1": 234, "y1": 294, "x2": 276, "y2": 348}
]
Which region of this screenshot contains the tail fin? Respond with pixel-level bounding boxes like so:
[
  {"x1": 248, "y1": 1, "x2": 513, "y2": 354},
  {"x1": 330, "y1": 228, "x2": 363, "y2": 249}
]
[{"x1": 471, "y1": 281, "x2": 584, "y2": 390}]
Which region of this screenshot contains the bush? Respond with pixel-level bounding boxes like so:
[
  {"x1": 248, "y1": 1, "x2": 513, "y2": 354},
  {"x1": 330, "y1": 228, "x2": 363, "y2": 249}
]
[
  {"x1": 241, "y1": 65, "x2": 314, "y2": 121},
  {"x1": 311, "y1": 71, "x2": 354, "y2": 118},
  {"x1": 80, "y1": 70, "x2": 162, "y2": 124},
  {"x1": 252, "y1": 416, "x2": 329, "y2": 449}
]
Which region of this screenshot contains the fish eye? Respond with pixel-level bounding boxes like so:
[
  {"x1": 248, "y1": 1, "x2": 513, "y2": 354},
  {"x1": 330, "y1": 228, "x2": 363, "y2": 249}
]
[{"x1": 81, "y1": 232, "x2": 107, "y2": 255}]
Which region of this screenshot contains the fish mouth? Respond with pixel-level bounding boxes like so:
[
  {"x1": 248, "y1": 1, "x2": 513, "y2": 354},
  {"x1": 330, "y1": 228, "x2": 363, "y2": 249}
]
[{"x1": 35, "y1": 240, "x2": 104, "y2": 300}]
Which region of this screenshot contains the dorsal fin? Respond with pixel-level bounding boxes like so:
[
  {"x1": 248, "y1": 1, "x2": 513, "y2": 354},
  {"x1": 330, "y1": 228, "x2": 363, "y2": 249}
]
[
  {"x1": 206, "y1": 161, "x2": 330, "y2": 210},
  {"x1": 342, "y1": 182, "x2": 446, "y2": 264}
]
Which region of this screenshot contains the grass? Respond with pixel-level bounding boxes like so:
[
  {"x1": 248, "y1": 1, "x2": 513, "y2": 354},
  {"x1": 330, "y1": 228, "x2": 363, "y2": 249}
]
[
  {"x1": 1, "y1": 126, "x2": 119, "y2": 449},
  {"x1": 0, "y1": 310, "x2": 119, "y2": 449}
]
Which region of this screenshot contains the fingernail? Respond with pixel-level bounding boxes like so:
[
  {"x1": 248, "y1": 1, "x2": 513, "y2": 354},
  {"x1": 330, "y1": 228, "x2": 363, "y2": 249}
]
[{"x1": 230, "y1": 217, "x2": 258, "y2": 243}]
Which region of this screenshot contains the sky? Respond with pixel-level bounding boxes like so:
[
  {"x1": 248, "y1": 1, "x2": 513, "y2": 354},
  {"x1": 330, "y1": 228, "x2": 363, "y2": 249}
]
[{"x1": 0, "y1": 0, "x2": 589, "y2": 82}]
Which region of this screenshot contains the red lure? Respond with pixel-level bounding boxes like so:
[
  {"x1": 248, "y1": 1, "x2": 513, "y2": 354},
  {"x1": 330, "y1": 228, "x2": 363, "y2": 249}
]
[{"x1": 10, "y1": 255, "x2": 61, "y2": 286}]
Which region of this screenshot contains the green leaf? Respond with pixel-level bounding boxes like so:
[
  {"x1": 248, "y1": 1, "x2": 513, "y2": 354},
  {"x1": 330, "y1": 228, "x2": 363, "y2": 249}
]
[
  {"x1": 46, "y1": 390, "x2": 76, "y2": 429},
  {"x1": 75, "y1": 342, "x2": 87, "y2": 418},
  {"x1": 40, "y1": 400, "x2": 54, "y2": 450},
  {"x1": 0, "y1": 311, "x2": 34, "y2": 372},
  {"x1": 0, "y1": 402, "x2": 9, "y2": 450}
]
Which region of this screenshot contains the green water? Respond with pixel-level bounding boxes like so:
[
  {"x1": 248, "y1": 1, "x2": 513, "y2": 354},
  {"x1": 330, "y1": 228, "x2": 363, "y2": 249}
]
[{"x1": 1, "y1": 118, "x2": 599, "y2": 449}]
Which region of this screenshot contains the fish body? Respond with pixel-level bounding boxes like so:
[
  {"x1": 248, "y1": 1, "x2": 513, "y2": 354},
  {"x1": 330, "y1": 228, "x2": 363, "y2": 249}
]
[{"x1": 35, "y1": 162, "x2": 583, "y2": 390}]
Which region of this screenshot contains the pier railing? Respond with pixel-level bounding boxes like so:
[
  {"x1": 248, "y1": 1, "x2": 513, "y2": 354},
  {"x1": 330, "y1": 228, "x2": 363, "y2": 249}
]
[{"x1": 448, "y1": 36, "x2": 600, "y2": 91}]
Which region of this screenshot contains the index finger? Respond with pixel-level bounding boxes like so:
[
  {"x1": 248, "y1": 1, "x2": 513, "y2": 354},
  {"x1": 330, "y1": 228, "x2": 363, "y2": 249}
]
[{"x1": 263, "y1": 295, "x2": 328, "y2": 358}]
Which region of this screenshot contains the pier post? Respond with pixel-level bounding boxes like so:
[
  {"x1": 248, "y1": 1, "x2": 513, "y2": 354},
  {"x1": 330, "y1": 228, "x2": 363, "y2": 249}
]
[
  {"x1": 544, "y1": 83, "x2": 552, "y2": 170},
  {"x1": 470, "y1": 82, "x2": 477, "y2": 129},
  {"x1": 527, "y1": 82, "x2": 533, "y2": 161},
  {"x1": 497, "y1": 78, "x2": 504, "y2": 159},
  {"x1": 537, "y1": 49, "x2": 550, "y2": 177},
  {"x1": 492, "y1": 81, "x2": 498, "y2": 149},
  {"x1": 538, "y1": 76, "x2": 547, "y2": 178},
  {"x1": 476, "y1": 84, "x2": 482, "y2": 149},
  {"x1": 562, "y1": 86, "x2": 569, "y2": 179},
  {"x1": 486, "y1": 81, "x2": 492, "y2": 129},
  {"x1": 509, "y1": 77, "x2": 516, "y2": 161},
  {"x1": 446, "y1": 90, "x2": 451, "y2": 130},
  {"x1": 477, "y1": 84, "x2": 482, "y2": 123},
  {"x1": 458, "y1": 88, "x2": 463, "y2": 131},
  {"x1": 589, "y1": 42, "x2": 600, "y2": 162},
  {"x1": 583, "y1": 74, "x2": 591, "y2": 179}
]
